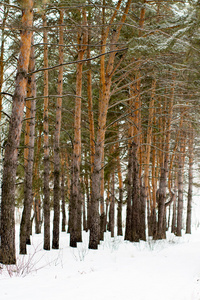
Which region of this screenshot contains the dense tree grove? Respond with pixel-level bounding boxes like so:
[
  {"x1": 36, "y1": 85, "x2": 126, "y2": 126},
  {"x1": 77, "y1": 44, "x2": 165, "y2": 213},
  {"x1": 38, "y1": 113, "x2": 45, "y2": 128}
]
[{"x1": 0, "y1": 0, "x2": 200, "y2": 264}]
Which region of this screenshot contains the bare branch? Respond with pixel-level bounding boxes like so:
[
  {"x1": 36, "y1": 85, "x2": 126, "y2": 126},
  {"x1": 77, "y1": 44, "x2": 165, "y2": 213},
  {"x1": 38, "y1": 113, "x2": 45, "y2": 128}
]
[{"x1": 28, "y1": 48, "x2": 128, "y2": 75}]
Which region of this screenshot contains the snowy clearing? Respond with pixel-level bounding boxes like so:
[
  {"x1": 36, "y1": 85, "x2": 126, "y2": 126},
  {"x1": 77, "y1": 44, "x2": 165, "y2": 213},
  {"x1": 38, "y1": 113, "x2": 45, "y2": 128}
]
[{"x1": 1, "y1": 225, "x2": 200, "y2": 300}]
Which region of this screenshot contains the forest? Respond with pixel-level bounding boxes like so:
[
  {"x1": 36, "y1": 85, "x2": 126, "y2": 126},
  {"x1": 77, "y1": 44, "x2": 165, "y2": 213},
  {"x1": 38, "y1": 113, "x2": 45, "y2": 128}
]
[{"x1": 0, "y1": 0, "x2": 199, "y2": 266}]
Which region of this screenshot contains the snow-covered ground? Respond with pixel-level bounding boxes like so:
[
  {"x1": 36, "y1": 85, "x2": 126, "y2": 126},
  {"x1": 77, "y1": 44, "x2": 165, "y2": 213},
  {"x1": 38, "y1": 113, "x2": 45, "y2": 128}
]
[
  {"x1": 1, "y1": 187, "x2": 200, "y2": 300},
  {"x1": 1, "y1": 224, "x2": 200, "y2": 300}
]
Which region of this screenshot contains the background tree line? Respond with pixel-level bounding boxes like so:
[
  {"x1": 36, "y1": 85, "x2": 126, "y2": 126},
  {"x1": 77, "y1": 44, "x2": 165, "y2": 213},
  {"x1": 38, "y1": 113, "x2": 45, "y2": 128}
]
[{"x1": 0, "y1": 0, "x2": 199, "y2": 264}]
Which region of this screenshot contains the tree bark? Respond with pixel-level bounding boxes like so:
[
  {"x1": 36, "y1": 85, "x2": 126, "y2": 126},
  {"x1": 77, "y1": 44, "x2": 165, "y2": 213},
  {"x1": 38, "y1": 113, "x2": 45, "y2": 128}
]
[
  {"x1": 150, "y1": 114, "x2": 157, "y2": 238},
  {"x1": 117, "y1": 151, "x2": 123, "y2": 236},
  {"x1": 176, "y1": 137, "x2": 185, "y2": 236},
  {"x1": 52, "y1": 9, "x2": 64, "y2": 249},
  {"x1": 156, "y1": 167, "x2": 167, "y2": 239},
  {"x1": 131, "y1": 142, "x2": 141, "y2": 242},
  {"x1": 156, "y1": 79, "x2": 175, "y2": 239},
  {"x1": 70, "y1": 10, "x2": 87, "y2": 247},
  {"x1": 33, "y1": 124, "x2": 42, "y2": 234},
  {"x1": 143, "y1": 78, "x2": 156, "y2": 237},
  {"x1": 20, "y1": 35, "x2": 36, "y2": 254},
  {"x1": 43, "y1": 13, "x2": 50, "y2": 250},
  {"x1": 110, "y1": 171, "x2": 115, "y2": 237},
  {"x1": 86, "y1": 31, "x2": 94, "y2": 233},
  {"x1": 125, "y1": 143, "x2": 133, "y2": 241},
  {"x1": 61, "y1": 155, "x2": 66, "y2": 232},
  {"x1": 82, "y1": 191, "x2": 87, "y2": 231},
  {"x1": 140, "y1": 182, "x2": 146, "y2": 241},
  {"x1": 100, "y1": 157, "x2": 106, "y2": 240},
  {"x1": 84, "y1": 170, "x2": 90, "y2": 232},
  {"x1": 34, "y1": 125, "x2": 42, "y2": 234},
  {"x1": 0, "y1": 0, "x2": 34, "y2": 264},
  {"x1": 0, "y1": 6, "x2": 8, "y2": 233},
  {"x1": 186, "y1": 127, "x2": 193, "y2": 234},
  {"x1": 171, "y1": 173, "x2": 178, "y2": 234}
]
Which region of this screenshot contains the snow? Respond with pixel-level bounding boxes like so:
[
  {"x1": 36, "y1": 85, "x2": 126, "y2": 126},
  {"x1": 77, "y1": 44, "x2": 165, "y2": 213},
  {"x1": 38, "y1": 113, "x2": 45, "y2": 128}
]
[{"x1": 1, "y1": 224, "x2": 200, "y2": 300}]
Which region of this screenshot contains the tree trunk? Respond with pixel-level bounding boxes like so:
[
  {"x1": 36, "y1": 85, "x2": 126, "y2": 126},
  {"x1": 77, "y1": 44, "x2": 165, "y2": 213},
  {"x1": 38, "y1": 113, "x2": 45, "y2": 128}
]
[
  {"x1": 61, "y1": 156, "x2": 66, "y2": 232},
  {"x1": 105, "y1": 178, "x2": 111, "y2": 232},
  {"x1": 110, "y1": 171, "x2": 115, "y2": 237},
  {"x1": 167, "y1": 205, "x2": 171, "y2": 231},
  {"x1": 186, "y1": 127, "x2": 193, "y2": 234},
  {"x1": 87, "y1": 28, "x2": 95, "y2": 232},
  {"x1": 84, "y1": 171, "x2": 90, "y2": 232},
  {"x1": 131, "y1": 142, "x2": 141, "y2": 242},
  {"x1": 70, "y1": 10, "x2": 87, "y2": 247},
  {"x1": 20, "y1": 35, "x2": 36, "y2": 254},
  {"x1": 117, "y1": 152, "x2": 123, "y2": 236},
  {"x1": 171, "y1": 173, "x2": 178, "y2": 234},
  {"x1": 89, "y1": 144, "x2": 101, "y2": 249},
  {"x1": 176, "y1": 138, "x2": 185, "y2": 236},
  {"x1": 0, "y1": 0, "x2": 34, "y2": 264},
  {"x1": 150, "y1": 114, "x2": 157, "y2": 238},
  {"x1": 42, "y1": 13, "x2": 50, "y2": 250},
  {"x1": 100, "y1": 157, "x2": 106, "y2": 240},
  {"x1": 143, "y1": 78, "x2": 156, "y2": 237},
  {"x1": 139, "y1": 182, "x2": 146, "y2": 241},
  {"x1": 82, "y1": 192, "x2": 87, "y2": 231},
  {"x1": 171, "y1": 199, "x2": 177, "y2": 234},
  {"x1": 156, "y1": 79, "x2": 175, "y2": 239},
  {"x1": 125, "y1": 143, "x2": 133, "y2": 241},
  {"x1": 156, "y1": 167, "x2": 167, "y2": 239},
  {"x1": 0, "y1": 7, "x2": 8, "y2": 233},
  {"x1": 0, "y1": 6, "x2": 8, "y2": 123},
  {"x1": 34, "y1": 126, "x2": 42, "y2": 234},
  {"x1": 34, "y1": 193, "x2": 41, "y2": 234},
  {"x1": 52, "y1": 10, "x2": 64, "y2": 249},
  {"x1": 89, "y1": 0, "x2": 131, "y2": 250}
]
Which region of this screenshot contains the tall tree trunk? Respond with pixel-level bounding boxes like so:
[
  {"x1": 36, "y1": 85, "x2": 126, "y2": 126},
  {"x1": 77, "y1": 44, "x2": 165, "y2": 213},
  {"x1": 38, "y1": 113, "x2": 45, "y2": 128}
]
[
  {"x1": 70, "y1": 10, "x2": 87, "y2": 247},
  {"x1": 110, "y1": 171, "x2": 115, "y2": 237},
  {"x1": 100, "y1": 156, "x2": 105, "y2": 240},
  {"x1": 144, "y1": 78, "x2": 156, "y2": 237},
  {"x1": 89, "y1": 0, "x2": 132, "y2": 250},
  {"x1": 167, "y1": 205, "x2": 171, "y2": 231},
  {"x1": 34, "y1": 125, "x2": 42, "y2": 234},
  {"x1": 87, "y1": 29, "x2": 94, "y2": 233},
  {"x1": 61, "y1": 154, "x2": 66, "y2": 232},
  {"x1": 140, "y1": 181, "x2": 146, "y2": 241},
  {"x1": 82, "y1": 191, "x2": 87, "y2": 231},
  {"x1": 171, "y1": 199, "x2": 177, "y2": 234},
  {"x1": 171, "y1": 172, "x2": 178, "y2": 234},
  {"x1": 131, "y1": 142, "x2": 141, "y2": 242},
  {"x1": 84, "y1": 169, "x2": 90, "y2": 232},
  {"x1": 0, "y1": 0, "x2": 34, "y2": 264},
  {"x1": 186, "y1": 126, "x2": 193, "y2": 234},
  {"x1": 151, "y1": 114, "x2": 157, "y2": 238},
  {"x1": 52, "y1": 9, "x2": 64, "y2": 249},
  {"x1": 20, "y1": 36, "x2": 36, "y2": 254},
  {"x1": 66, "y1": 153, "x2": 72, "y2": 233},
  {"x1": 105, "y1": 177, "x2": 111, "y2": 231},
  {"x1": 43, "y1": 13, "x2": 50, "y2": 250},
  {"x1": 0, "y1": 6, "x2": 8, "y2": 232},
  {"x1": 117, "y1": 150, "x2": 123, "y2": 236},
  {"x1": 125, "y1": 143, "x2": 133, "y2": 241},
  {"x1": 34, "y1": 194, "x2": 41, "y2": 234},
  {"x1": 156, "y1": 79, "x2": 175, "y2": 239},
  {"x1": 156, "y1": 167, "x2": 167, "y2": 239},
  {"x1": 176, "y1": 136, "x2": 185, "y2": 236}
]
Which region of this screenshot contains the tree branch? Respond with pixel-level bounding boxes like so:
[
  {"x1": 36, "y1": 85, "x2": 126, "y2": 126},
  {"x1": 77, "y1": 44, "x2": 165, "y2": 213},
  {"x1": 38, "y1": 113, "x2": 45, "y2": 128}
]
[{"x1": 28, "y1": 48, "x2": 128, "y2": 75}]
